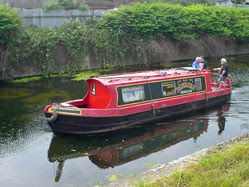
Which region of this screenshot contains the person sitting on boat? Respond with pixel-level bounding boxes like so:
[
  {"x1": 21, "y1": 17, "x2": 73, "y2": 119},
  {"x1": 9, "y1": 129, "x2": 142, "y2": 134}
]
[
  {"x1": 213, "y1": 58, "x2": 228, "y2": 89},
  {"x1": 192, "y1": 57, "x2": 201, "y2": 69},
  {"x1": 199, "y1": 56, "x2": 208, "y2": 70}
]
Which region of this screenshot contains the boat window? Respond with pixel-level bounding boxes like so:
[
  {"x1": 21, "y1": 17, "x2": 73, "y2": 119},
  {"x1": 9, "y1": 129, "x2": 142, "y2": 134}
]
[
  {"x1": 122, "y1": 85, "x2": 145, "y2": 103},
  {"x1": 195, "y1": 78, "x2": 202, "y2": 90},
  {"x1": 162, "y1": 82, "x2": 176, "y2": 96},
  {"x1": 91, "y1": 84, "x2": 96, "y2": 95}
]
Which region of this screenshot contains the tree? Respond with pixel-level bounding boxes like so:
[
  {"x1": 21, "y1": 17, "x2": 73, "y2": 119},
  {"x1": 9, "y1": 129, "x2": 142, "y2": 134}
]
[
  {"x1": 0, "y1": 3, "x2": 22, "y2": 80},
  {"x1": 0, "y1": 3, "x2": 22, "y2": 47}
]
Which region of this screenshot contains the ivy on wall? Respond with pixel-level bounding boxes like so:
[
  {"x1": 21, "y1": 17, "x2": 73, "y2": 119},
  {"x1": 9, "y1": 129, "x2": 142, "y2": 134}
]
[
  {"x1": 0, "y1": 4, "x2": 22, "y2": 46},
  {"x1": 92, "y1": 2, "x2": 249, "y2": 66},
  {"x1": 1, "y1": 2, "x2": 249, "y2": 80},
  {"x1": 9, "y1": 19, "x2": 88, "y2": 74},
  {"x1": 0, "y1": 3, "x2": 22, "y2": 79}
]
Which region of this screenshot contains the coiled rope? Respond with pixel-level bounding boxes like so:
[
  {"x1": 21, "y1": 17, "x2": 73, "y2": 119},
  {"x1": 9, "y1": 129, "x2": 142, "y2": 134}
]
[{"x1": 46, "y1": 103, "x2": 59, "y2": 122}]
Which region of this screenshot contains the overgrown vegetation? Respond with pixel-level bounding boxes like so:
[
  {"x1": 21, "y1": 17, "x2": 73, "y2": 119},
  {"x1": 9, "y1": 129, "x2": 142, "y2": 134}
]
[
  {"x1": 0, "y1": 3, "x2": 22, "y2": 79},
  {"x1": 1, "y1": 2, "x2": 249, "y2": 80},
  {"x1": 137, "y1": 137, "x2": 249, "y2": 187},
  {"x1": 6, "y1": 19, "x2": 89, "y2": 75},
  {"x1": 43, "y1": 0, "x2": 89, "y2": 12},
  {"x1": 0, "y1": 3, "x2": 22, "y2": 47},
  {"x1": 99, "y1": 3, "x2": 249, "y2": 41},
  {"x1": 93, "y1": 2, "x2": 249, "y2": 64}
]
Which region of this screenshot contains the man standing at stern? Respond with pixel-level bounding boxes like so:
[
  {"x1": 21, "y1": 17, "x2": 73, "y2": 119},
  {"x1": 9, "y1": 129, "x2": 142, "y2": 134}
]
[{"x1": 213, "y1": 58, "x2": 228, "y2": 89}]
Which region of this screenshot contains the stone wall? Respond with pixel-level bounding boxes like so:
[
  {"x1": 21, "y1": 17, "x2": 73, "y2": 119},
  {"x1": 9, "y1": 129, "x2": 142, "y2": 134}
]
[
  {"x1": 0, "y1": 0, "x2": 47, "y2": 8},
  {"x1": 2, "y1": 0, "x2": 248, "y2": 28},
  {"x1": 0, "y1": 0, "x2": 137, "y2": 28},
  {"x1": 2, "y1": 36, "x2": 249, "y2": 80},
  {"x1": 19, "y1": 8, "x2": 108, "y2": 28}
]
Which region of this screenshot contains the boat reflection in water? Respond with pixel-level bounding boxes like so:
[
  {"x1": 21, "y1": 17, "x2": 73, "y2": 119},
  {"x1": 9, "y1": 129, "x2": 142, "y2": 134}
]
[{"x1": 48, "y1": 104, "x2": 229, "y2": 182}]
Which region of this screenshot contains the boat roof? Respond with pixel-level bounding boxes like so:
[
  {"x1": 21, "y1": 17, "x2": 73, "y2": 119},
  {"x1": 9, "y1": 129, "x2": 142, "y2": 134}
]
[{"x1": 88, "y1": 67, "x2": 208, "y2": 86}]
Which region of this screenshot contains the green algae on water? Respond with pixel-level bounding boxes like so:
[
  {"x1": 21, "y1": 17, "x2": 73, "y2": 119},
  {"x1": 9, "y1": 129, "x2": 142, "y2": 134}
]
[
  {"x1": 72, "y1": 69, "x2": 111, "y2": 81},
  {"x1": 11, "y1": 76, "x2": 42, "y2": 83},
  {"x1": 106, "y1": 174, "x2": 126, "y2": 182}
]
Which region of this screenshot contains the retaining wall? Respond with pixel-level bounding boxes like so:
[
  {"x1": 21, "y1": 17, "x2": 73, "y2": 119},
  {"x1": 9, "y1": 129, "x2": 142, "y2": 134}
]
[
  {"x1": 0, "y1": 0, "x2": 47, "y2": 8},
  {"x1": 2, "y1": 36, "x2": 249, "y2": 80},
  {"x1": 19, "y1": 8, "x2": 108, "y2": 28}
]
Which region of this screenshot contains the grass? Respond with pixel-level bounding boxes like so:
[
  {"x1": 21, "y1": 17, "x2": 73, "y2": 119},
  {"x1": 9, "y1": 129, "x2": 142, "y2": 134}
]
[{"x1": 136, "y1": 137, "x2": 249, "y2": 187}]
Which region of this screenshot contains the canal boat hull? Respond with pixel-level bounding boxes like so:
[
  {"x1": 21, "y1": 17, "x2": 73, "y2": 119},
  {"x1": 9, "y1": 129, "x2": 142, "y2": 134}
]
[
  {"x1": 44, "y1": 68, "x2": 232, "y2": 135},
  {"x1": 45, "y1": 92, "x2": 231, "y2": 135}
]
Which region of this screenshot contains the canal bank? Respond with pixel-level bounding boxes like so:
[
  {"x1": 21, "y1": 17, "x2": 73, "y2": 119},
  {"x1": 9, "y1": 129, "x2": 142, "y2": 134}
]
[
  {"x1": 106, "y1": 132, "x2": 249, "y2": 187},
  {"x1": 3, "y1": 36, "x2": 249, "y2": 81},
  {"x1": 2, "y1": 2, "x2": 249, "y2": 81}
]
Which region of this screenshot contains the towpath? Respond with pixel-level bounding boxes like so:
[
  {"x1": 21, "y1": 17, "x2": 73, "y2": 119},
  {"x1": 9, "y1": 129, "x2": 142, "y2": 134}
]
[{"x1": 106, "y1": 132, "x2": 249, "y2": 187}]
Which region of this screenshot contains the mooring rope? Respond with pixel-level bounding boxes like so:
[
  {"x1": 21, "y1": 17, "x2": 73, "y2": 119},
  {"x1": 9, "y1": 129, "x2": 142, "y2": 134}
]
[{"x1": 45, "y1": 103, "x2": 59, "y2": 122}]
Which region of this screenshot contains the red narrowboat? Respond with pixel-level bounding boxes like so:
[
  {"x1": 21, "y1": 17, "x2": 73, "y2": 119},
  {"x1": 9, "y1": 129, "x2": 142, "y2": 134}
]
[{"x1": 44, "y1": 67, "x2": 232, "y2": 135}]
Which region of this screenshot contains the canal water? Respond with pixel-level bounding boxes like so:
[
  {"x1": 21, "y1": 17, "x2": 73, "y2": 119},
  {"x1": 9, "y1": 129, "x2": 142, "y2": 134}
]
[{"x1": 0, "y1": 55, "x2": 249, "y2": 187}]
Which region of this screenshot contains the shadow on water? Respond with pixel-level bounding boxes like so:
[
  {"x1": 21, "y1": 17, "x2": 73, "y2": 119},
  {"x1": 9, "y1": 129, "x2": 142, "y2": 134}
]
[{"x1": 48, "y1": 104, "x2": 230, "y2": 182}]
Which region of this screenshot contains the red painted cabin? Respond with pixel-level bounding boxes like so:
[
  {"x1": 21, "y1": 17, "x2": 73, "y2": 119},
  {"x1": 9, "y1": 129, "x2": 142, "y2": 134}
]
[{"x1": 44, "y1": 68, "x2": 232, "y2": 135}]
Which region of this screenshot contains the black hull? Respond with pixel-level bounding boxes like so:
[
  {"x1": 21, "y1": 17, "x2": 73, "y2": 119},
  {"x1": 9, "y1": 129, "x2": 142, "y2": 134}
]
[{"x1": 45, "y1": 94, "x2": 231, "y2": 135}]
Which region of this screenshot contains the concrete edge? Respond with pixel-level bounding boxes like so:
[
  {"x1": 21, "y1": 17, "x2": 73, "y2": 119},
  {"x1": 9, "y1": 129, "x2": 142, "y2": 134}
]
[{"x1": 106, "y1": 132, "x2": 249, "y2": 187}]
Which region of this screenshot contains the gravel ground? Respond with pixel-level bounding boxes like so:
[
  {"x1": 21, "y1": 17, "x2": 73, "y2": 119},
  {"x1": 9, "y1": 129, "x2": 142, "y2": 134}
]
[{"x1": 106, "y1": 132, "x2": 249, "y2": 187}]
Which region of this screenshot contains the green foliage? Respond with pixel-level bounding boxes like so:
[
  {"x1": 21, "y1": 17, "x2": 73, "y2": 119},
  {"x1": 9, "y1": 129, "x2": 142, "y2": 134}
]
[
  {"x1": 138, "y1": 138, "x2": 249, "y2": 187},
  {"x1": 43, "y1": 0, "x2": 61, "y2": 11},
  {"x1": 106, "y1": 174, "x2": 126, "y2": 182},
  {"x1": 2, "y1": 2, "x2": 249, "y2": 79},
  {"x1": 10, "y1": 19, "x2": 88, "y2": 74},
  {"x1": 0, "y1": 3, "x2": 22, "y2": 46},
  {"x1": 11, "y1": 76, "x2": 42, "y2": 83},
  {"x1": 43, "y1": 0, "x2": 89, "y2": 12},
  {"x1": 78, "y1": 3, "x2": 89, "y2": 10},
  {"x1": 144, "y1": 162, "x2": 161, "y2": 169},
  {"x1": 72, "y1": 69, "x2": 111, "y2": 81},
  {"x1": 98, "y1": 3, "x2": 249, "y2": 41},
  {"x1": 91, "y1": 2, "x2": 249, "y2": 65}
]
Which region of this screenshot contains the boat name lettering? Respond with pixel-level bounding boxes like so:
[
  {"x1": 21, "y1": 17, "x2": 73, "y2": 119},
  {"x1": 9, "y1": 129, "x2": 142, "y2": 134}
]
[
  {"x1": 176, "y1": 82, "x2": 196, "y2": 93},
  {"x1": 177, "y1": 79, "x2": 194, "y2": 85}
]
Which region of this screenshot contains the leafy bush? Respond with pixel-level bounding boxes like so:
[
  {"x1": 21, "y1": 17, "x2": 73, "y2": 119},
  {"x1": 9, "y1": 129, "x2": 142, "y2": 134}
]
[
  {"x1": 79, "y1": 3, "x2": 89, "y2": 10},
  {"x1": 10, "y1": 19, "x2": 88, "y2": 74},
  {"x1": 92, "y1": 2, "x2": 249, "y2": 64},
  {"x1": 97, "y1": 2, "x2": 249, "y2": 40},
  {"x1": 2, "y1": 2, "x2": 249, "y2": 77},
  {"x1": 43, "y1": 0, "x2": 61, "y2": 11},
  {"x1": 0, "y1": 3, "x2": 22, "y2": 46},
  {"x1": 43, "y1": 0, "x2": 89, "y2": 12}
]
